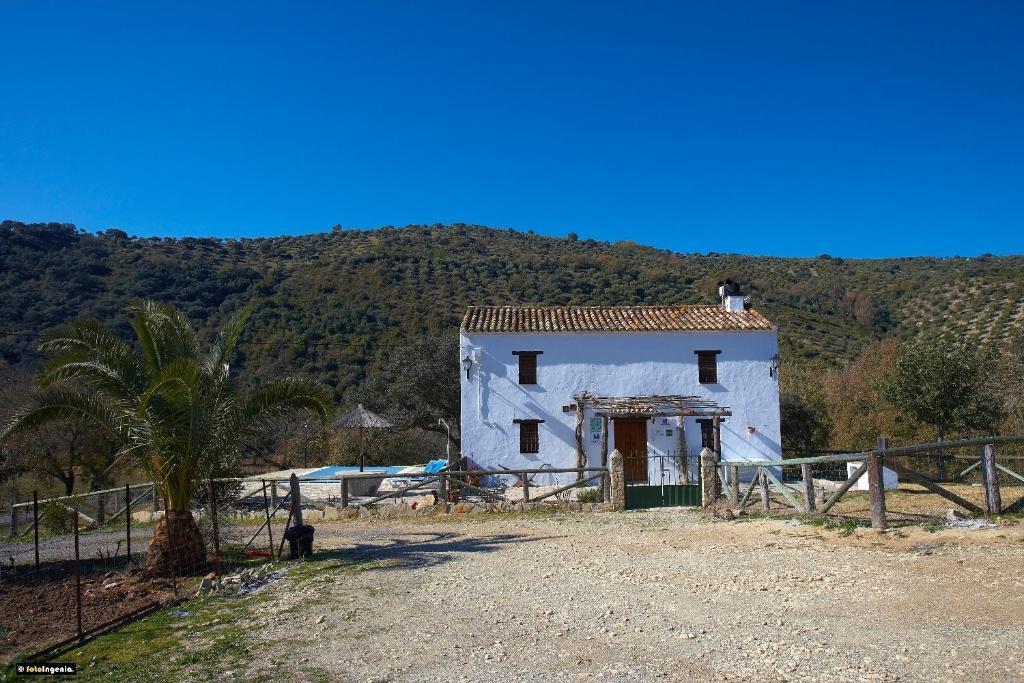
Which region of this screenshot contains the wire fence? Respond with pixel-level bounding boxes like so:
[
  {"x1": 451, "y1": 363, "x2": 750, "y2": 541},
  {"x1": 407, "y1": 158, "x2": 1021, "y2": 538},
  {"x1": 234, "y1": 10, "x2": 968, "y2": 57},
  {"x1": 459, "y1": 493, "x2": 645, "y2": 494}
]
[{"x1": 0, "y1": 478, "x2": 300, "y2": 663}]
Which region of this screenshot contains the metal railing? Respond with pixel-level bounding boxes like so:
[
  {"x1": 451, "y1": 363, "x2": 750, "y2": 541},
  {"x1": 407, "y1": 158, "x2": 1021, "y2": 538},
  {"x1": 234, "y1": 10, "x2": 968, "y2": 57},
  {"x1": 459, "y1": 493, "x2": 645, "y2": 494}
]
[{"x1": 621, "y1": 449, "x2": 701, "y2": 486}]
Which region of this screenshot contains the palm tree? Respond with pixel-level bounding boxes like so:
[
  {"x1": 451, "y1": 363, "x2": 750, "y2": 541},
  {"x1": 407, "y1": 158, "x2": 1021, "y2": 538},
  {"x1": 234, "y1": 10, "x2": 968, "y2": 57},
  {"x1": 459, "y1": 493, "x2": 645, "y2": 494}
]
[{"x1": 0, "y1": 302, "x2": 331, "y2": 576}]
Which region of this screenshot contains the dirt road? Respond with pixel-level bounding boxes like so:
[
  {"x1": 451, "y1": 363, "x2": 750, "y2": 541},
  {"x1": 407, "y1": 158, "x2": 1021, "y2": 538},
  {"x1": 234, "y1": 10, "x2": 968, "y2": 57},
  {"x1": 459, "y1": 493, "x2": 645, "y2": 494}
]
[{"x1": 231, "y1": 509, "x2": 1024, "y2": 682}]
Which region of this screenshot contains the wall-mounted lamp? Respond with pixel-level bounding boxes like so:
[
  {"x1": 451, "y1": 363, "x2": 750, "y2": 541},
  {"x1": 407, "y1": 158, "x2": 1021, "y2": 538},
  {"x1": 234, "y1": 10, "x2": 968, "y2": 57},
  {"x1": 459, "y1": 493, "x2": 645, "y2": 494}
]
[
  {"x1": 746, "y1": 426, "x2": 757, "y2": 434},
  {"x1": 769, "y1": 353, "x2": 781, "y2": 379},
  {"x1": 461, "y1": 354, "x2": 474, "y2": 379}
]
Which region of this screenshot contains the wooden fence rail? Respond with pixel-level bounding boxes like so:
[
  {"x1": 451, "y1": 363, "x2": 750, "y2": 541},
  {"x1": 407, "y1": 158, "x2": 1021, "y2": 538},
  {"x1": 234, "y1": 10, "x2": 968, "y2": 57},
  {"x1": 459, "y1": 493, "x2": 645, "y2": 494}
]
[
  {"x1": 710, "y1": 434, "x2": 1024, "y2": 531},
  {"x1": 346, "y1": 467, "x2": 609, "y2": 508}
]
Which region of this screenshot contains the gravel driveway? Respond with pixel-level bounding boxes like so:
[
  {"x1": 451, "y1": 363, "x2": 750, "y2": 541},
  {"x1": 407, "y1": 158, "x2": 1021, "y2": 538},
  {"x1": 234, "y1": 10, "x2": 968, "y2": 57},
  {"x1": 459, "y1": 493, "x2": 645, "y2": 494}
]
[{"x1": 239, "y1": 509, "x2": 1024, "y2": 682}]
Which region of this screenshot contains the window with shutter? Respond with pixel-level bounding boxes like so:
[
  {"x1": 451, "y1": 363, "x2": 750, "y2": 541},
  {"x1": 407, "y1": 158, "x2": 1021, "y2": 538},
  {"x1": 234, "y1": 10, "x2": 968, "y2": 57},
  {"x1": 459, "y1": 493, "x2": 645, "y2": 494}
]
[
  {"x1": 513, "y1": 351, "x2": 541, "y2": 384},
  {"x1": 695, "y1": 350, "x2": 720, "y2": 384},
  {"x1": 515, "y1": 420, "x2": 541, "y2": 453}
]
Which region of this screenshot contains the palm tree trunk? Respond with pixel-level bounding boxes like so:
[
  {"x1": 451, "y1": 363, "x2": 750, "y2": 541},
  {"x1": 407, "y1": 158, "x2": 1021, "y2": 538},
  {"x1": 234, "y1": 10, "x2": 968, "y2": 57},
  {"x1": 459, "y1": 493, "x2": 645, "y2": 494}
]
[{"x1": 143, "y1": 507, "x2": 207, "y2": 578}]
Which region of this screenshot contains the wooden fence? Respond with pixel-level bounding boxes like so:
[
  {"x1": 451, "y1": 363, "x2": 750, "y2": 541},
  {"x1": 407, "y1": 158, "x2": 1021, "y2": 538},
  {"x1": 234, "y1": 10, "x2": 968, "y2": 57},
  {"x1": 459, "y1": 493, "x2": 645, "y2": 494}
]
[
  {"x1": 330, "y1": 466, "x2": 610, "y2": 508},
  {"x1": 706, "y1": 435, "x2": 1024, "y2": 531}
]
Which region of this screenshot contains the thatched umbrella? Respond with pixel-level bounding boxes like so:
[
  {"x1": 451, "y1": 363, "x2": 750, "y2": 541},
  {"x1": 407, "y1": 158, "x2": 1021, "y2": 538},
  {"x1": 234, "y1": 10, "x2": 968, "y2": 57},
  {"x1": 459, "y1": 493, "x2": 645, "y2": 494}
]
[{"x1": 333, "y1": 404, "x2": 394, "y2": 471}]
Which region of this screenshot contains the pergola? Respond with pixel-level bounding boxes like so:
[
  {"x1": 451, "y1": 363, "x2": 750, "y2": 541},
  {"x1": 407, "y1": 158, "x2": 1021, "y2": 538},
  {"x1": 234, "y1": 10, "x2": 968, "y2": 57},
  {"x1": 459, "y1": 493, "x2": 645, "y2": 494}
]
[{"x1": 567, "y1": 391, "x2": 732, "y2": 472}]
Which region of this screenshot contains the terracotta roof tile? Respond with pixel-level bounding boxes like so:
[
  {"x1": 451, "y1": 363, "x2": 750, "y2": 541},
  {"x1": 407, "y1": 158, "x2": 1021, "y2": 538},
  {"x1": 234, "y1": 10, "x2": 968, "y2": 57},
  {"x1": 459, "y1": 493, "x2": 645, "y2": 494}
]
[{"x1": 461, "y1": 305, "x2": 773, "y2": 333}]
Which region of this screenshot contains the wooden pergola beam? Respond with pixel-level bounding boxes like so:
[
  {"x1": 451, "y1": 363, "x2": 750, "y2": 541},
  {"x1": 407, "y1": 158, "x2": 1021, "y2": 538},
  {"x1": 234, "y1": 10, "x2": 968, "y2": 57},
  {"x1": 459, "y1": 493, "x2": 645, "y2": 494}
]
[{"x1": 592, "y1": 409, "x2": 733, "y2": 418}]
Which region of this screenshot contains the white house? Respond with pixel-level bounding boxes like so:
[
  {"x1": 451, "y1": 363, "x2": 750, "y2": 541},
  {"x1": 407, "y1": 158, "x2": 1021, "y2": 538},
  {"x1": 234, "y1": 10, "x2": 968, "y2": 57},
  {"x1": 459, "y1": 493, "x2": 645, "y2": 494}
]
[{"x1": 459, "y1": 287, "x2": 782, "y2": 487}]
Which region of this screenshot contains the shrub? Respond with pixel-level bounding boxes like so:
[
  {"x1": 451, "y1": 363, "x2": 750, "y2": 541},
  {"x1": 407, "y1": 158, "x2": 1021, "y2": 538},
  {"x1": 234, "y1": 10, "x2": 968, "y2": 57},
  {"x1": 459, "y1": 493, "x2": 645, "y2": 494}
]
[
  {"x1": 576, "y1": 487, "x2": 601, "y2": 504},
  {"x1": 42, "y1": 502, "x2": 78, "y2": 535}
]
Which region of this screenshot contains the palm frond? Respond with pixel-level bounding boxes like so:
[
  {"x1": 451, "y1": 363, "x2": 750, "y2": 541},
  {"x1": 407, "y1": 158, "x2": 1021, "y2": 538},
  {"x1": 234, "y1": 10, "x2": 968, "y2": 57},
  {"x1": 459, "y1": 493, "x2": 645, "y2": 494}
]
[
  {"x1": 203, "y1": 304, "x2": 253, "y2": 381},
  {"x1": 39, "y1": 360, "x2": 140, "y2": 400},
  {"x1": 39, "y1": 322, "x2": 147, "y2": 396},
  {"x1": 142, "y1": 358, "x2": 202, "y2": 408},
  {"x1": 129, "y1": 301, "x2": 199, "y2": 372},
  {"x1": 230, "y1": 377, "x2": 331, "y2": 437},
  {"x1": 7, "y1": 300, "x2": 331, "y2": 515},
  {"x1": 0, "y1": 386, "x2": 131, "y2": 444}
]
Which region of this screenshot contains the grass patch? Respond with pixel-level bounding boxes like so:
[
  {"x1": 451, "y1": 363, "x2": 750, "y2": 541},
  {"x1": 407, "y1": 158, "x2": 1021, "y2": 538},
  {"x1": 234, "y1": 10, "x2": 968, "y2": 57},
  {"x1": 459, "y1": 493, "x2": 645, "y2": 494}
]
[
  {"x1": 1, "y1": 582, "x2": 272, "y2": 682},
  {"x1": 745, "y1": 511, "x2": 864, "y2": 540},
  {"x1": 286, "y1": 553, "x2": 394, "y2": 585},
  {"x1": 796, "y1": 514, "x2": 871, "y2": 536}
]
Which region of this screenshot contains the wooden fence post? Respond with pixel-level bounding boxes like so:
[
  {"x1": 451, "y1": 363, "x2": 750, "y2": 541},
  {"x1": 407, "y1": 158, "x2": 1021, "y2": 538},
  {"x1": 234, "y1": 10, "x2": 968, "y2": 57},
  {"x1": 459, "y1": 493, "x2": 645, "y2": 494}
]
[
  {"x1": 96, "y1": 491, "x2": 106, "y2": 526},
  {"x1": 440, "y1": 472, "x2": 450, "y2": 505},
  {"x1": 33, "y1": 491, "x2": 40, "y2": 568},
  {"x1": 867, "y1": 437, "x2": 888, "y2": 532},
  {"x1": 289, "y1": 473, "x2": 304, "y2": 528},
  {"x1": 600, "y1": 417, "x2": 611, "y2": 497},
  {"x1": 340, "y1": 478, "x2": 349, "y2": 509},
  {"x1": 599, "y1": 417, "x2": 609, "y2": 467},
  {"x1": 207, "y1": 478, "x2": 221, "y2": 577},
  {"x1": 981, "y1": 443, "x2": 1002, "y2": 516},
  {"x1": 74, "y1": 505, "x2": 83, "y2": 640},
  {"x1": 759, "y1": 468, "x2": 770, "y2": 511},
  {"x1": 729, "y1": 466, "x2": 740, "y2": 506},
  {"x1": 260, "y1": 480, "x2": 275, "y2": 557},
  {"x1": 521, "y1": 471, "x2": 530, "y2": 503},
  {"x1": 125, "y1": 483, "x2": 132, "y2": 563},
  {"x1": 9, "y1": 501, "x2": 17, "y2": 539},
  {"x1": 801, "y1": 463, "x2": 816, "y2": 513}
]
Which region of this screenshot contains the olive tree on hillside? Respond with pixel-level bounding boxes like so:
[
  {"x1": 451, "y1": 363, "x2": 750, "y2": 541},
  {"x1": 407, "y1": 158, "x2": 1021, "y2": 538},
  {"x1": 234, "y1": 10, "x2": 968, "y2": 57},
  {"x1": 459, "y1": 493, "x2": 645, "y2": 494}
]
[
  {"x1": 356, "y1": 335, "x2": 460, "y2": 449},
  {"x1": 778, "y1": 360, "x2": 833, "y2": 455},
  {"x1": 822, "y1": 339, "x2": 923, "y2": 451},
  {"x1": 881, "y1": 337, "x2": 999, "y2": 479},
  {"x1": 780, "y1": 393, "x2": 832, "y2": 456},
  {"x1": 998, "y1": 331, "x2": 1024, "y2": 434}
]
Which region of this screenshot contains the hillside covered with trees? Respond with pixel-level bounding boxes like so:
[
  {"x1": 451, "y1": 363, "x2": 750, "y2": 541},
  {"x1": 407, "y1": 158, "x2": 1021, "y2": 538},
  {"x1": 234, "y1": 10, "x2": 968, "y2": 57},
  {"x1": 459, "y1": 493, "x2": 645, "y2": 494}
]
[
  {"x1": 3, "y1": 220, "x2": 1024, "y2": 496},
  {"x1": 3, "y1": 219, "x2": 1024, "y2": 398}
]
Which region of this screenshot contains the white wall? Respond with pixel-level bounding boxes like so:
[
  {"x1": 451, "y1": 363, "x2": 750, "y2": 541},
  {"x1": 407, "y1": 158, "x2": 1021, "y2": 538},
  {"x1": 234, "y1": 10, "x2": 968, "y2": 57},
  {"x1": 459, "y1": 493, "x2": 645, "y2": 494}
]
[
  {"x1": 847, "y1": 462, "x2": 899, "y2": 490},
  {"x1": 459, "y1": 329, "x2": 781, "y2": 484}
]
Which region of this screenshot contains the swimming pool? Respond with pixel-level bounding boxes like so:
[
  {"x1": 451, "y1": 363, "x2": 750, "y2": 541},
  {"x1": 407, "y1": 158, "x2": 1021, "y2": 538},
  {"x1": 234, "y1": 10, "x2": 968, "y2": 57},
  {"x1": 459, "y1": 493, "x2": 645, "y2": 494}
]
[{"x1": 301, "y1": 465, "x2": 406, "y2": 479}]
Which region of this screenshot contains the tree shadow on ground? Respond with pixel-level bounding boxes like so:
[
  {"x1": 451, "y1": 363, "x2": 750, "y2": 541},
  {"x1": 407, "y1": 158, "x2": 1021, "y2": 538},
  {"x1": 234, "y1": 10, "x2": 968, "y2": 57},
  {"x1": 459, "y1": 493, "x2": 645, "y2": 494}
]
[{"x1": 299, "y1": 531, "x2": 554, "y2": 573}]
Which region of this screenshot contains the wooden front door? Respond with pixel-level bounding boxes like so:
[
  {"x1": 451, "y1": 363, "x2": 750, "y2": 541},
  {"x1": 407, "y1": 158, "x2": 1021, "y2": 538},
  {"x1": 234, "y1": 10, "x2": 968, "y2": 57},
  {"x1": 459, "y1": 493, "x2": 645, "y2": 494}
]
[{"x1": 614, "y1": 419, "x2": 648, "y2": 482}]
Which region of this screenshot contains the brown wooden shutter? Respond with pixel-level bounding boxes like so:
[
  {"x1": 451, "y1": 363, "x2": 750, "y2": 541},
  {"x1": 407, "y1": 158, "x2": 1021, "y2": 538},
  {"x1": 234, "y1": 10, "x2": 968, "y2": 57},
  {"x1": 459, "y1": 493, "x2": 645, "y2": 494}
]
[
  {"x1": 517, "y1": 421, "x2": 540, "y2": 453},
  {"x1": 513, "y1": 351, "x2": 541, "y2": 384},
  {"x1": 695, "y1": 350, "x2": 720, "y2": 384}
]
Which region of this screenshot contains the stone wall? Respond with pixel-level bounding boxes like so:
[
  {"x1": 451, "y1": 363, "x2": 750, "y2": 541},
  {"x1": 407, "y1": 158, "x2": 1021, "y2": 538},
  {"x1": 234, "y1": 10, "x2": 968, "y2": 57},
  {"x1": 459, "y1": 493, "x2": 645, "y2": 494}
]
[
  {"x1": 608, "y1": 449, "x2": 626, "y2": 511},
  {"x1": 700, "y1": 447, "x2": 719, "y2": 507}
]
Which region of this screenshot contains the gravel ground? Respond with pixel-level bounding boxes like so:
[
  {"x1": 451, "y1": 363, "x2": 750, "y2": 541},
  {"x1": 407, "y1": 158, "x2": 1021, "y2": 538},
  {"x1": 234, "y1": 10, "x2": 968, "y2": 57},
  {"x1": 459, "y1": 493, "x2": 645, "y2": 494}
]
[
  {"x1": 0, "y1": 528, "x2": 155, "y2": 569},
  {"x1": 233, "y1": 509, "x2": 1024, "y2": 682}
]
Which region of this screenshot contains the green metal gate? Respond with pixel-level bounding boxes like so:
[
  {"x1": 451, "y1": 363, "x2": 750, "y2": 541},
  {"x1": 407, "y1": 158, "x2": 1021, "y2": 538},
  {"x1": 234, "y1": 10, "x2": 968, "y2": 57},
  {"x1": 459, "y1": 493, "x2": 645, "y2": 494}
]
[
  {"x1": 623, "y1": 452, "x2": 702, "y2": 509},
  {"x1": 625, "y1": 483, "x2": 702, "y2": 509}
]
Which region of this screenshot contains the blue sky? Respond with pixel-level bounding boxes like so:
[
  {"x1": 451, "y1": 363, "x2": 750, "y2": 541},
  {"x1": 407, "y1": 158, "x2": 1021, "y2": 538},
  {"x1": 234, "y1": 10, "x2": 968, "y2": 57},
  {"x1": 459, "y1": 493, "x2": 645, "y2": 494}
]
[{"x1": 1, "y1": 1, "x2": 1022, "y2": 257}]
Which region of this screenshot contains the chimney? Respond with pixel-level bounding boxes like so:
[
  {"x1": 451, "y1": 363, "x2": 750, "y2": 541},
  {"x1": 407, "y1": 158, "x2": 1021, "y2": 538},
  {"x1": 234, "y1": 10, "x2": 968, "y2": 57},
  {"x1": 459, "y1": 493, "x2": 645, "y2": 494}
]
[{"x1": 718, "y1": 279, "x2": 748, "y2": 313}]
